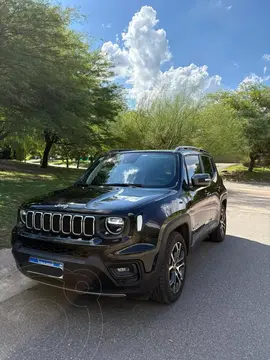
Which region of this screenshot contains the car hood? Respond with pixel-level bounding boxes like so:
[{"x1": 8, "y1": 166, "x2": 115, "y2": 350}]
[{"x1": 24, "y1": 185, "x2": 175, "y2": 214}]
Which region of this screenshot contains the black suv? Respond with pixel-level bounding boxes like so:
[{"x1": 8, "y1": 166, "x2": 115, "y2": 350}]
[{"x1": 11, "y1": 147, "x2": 227, "y2": 304}]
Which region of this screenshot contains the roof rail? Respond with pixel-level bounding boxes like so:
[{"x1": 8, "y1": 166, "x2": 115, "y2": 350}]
[
  {"x1": 174, "y1": 146, "x2": 208, "y2": 153},
  {"x1": 107, "y1": 149, "x2": 133, "y2": 154}
]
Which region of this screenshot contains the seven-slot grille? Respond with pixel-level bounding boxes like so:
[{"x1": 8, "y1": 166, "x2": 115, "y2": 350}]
[{"x1": 25, "y1": 211, "x2": 94, "y2": 237}]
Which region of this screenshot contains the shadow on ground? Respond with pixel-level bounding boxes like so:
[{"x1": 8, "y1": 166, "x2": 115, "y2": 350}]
[{"x1": 1, "y1": 235, "x2": 269, "y2": 360}]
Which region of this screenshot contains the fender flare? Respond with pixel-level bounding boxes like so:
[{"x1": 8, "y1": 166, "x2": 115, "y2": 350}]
[
  {"x1": 220, "y1": 191, "x2": 228, "y2": 206},
  {"x1": 154, "y1": 214, "x2": 192, "y2": 271}
]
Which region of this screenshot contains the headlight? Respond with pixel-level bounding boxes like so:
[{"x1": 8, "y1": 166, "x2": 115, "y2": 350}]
[
  {"x1": 105, "y1": 217, "x2": 125, "y2": 235},
  {"x1": 19, "y1": 209, "x2": 27, "y2": 224}
]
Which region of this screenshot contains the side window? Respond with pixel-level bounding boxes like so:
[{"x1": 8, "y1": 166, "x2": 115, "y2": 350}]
[
  {"x1": 210, "y1": 158, "x2": 217, "y2": 174},
  {"x1": 185, "y1": 155, "x2": 203, "y2": 183},
  {"x1": 182, "y1": 161, "x2": 189, "y2": 186},
  {"x1": 201, "y1": 156, "x2": 214, "y2": 178}
]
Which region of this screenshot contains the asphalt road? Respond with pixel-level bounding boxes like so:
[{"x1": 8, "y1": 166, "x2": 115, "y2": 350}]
[{"x1": 0, "y1": 181, "x2": 269, "y2": 360}]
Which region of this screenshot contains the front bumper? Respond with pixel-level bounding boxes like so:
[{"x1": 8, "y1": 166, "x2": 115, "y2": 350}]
[{"x1": 11, "y1": 229, "x2": 159, "y2": 296}]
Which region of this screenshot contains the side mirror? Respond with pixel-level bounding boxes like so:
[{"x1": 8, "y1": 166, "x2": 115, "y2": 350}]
[{"x1": 192, "y1": 173, "x2": 211, "y2": 187}]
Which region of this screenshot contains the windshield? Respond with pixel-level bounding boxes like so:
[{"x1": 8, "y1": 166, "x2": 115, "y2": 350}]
[{"x1": 80, "y1": 152, "x2": 178, "y2": 188}]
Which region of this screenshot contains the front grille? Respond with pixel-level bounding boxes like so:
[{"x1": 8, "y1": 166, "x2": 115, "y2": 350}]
[{"x1": 25, "y1": 211, "x2": 95, "y2": 237}]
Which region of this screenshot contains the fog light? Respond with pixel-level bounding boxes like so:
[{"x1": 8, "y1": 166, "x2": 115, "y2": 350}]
[
  {"x1": 116, "y1": 267, "x2": 130, "y2": 273},
  {"x1": 110, "y1": 265, "x2": 138, "y2": 279}
]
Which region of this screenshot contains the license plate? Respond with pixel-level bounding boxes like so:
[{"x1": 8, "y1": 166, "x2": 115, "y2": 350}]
[{"x1": 29, "y1": 257, "x2": 64, "y2": 270}]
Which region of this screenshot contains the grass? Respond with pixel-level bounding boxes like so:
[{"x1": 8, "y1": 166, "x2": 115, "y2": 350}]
[
  {"x1": 0, "y1": 160, "x2": 84, "y2": 248},
  {"x1": 50, "y1": 160, "x2": 89, "y2": 168},
  {"x1": 27, "y1": 159, "x2": 90, "y2": 169},
  {"x1": 221, "y1": 164, "x2": 270, "y2": 183}
]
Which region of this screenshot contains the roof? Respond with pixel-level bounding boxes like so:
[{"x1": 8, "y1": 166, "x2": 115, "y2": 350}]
[
  {"x1": 107, "y1": 146, "x2": 210, "y2": 156},
  {"x1": 174, "y1": 146, "x2": 210, "y2": 155}
]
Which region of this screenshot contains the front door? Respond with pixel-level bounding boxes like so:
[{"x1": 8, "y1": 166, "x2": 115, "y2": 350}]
[
  {"x1": 184, "y1": 155, "x2": 212, "y2": 246},
  {"x1": 200, "y1": 155, "x2": 221, "y2": 233}
]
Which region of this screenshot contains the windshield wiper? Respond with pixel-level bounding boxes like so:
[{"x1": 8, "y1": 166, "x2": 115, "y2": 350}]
[{"x1": 104, "y1": 183, "x2": 144, "y2": 188}]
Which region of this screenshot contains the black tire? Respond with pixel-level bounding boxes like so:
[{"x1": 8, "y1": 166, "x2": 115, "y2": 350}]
[
  {"x1": 209, "y1": 204, "x2": 227, "y2": 242},
  {"x1": 151, "y1": 232, "x2": 187, "y2": 304}
]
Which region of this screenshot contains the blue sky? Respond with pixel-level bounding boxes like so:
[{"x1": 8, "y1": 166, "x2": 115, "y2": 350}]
[{"x1": 59, "y1": 0, "x2": 270, "y2": 97}]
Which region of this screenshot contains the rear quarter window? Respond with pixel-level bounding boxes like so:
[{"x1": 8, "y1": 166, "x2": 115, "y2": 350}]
[{"x1": 201, "y1": 156, "x2": 214, "y2": 178}]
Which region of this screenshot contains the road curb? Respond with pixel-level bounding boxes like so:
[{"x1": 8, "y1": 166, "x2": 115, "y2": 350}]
[{"x1": 0, "y1": 249, "x2": 35, "y2": 303}]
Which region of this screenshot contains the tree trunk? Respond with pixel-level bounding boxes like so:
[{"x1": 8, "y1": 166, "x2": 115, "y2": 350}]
[
  {"x1": 66, "y1": 158, "x2": 69, "y2": 168},
  {"x1": 41, "y1": 130, "x2": 58, "y2": 168},
  {"x1": 248, "y1": 154, "x2": 256, "y2": 172},
  {"x1": 41, "y1": 141, "x2": 53, "y2": 168},
  {"x1": 76, "y1": 158, "x2": 80, "y2": 169}
]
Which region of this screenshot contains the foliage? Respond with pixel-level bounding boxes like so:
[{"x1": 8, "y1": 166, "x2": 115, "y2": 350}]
[
  {"x1": 115, "y1": 93, "x2": 204, "y2": 150},
  {"x1": 0, "y1": 0, "x2": 124, "y2": 167},
  {"x1": 193, "y1": 101, "x2": 246, "y2": 157},
  {"x1": 51, "y1": 124, "x2": 120, "y2": 168},
  {"x1": 211, "y1": 85, "x2": 270, "y2": 171},
  {"x1": 114, "y1": 92, "x2": 245, "y2": 159}
]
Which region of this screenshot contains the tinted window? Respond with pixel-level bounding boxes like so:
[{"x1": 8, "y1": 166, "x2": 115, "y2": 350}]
[
  {"x1": 210, "y1": 158, "x2": 217, "y2": 173},
  {"x1": 182, "y1": 162, "x2": 189, "y2": 186},
  {"x1": 82, "y1": 152, "x2": 178, "y2": 188},
  {"x1": 185, "y1": 155, "x2": 202, "y2": 182},
  {"x1": 201, "y1": 156, "x2": 214, "y2": 177}
]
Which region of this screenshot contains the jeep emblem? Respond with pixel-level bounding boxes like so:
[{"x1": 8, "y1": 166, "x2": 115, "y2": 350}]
[{"x1": 55, "y1": 203, "x2": 68, "y2": 209}]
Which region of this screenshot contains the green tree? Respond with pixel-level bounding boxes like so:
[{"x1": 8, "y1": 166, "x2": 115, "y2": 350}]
[
  {"x1": 212, "y1": 85, "x2": 270, "y2": 171},
  {"x1": 0, "y1": 0, "x2": 74, "y2": 140},
  {"x1": 115, "y1": 91, "x2": 203, "y2": 150},
  {"x1": 115, "y1": 91, "x2": 245, "y2": 163},
  {"x1": 194, "y1": 101, "x2": 246, "y2": 159},
  {"x1": 52, "y1": 124, "x2": 120, "y2": 168},
  {"x1": 0, "y1": 0, "x2": 124, "y2": 167}
]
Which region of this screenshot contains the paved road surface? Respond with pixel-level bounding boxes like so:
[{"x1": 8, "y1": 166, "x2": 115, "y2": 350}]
[{"x1": 0, "y1": 181, "x2": 269, "y2": 360}]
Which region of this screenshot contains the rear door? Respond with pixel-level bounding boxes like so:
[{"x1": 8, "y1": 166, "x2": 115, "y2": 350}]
[
  {"x1": 184, "y1": 155, "x2": 211, "y2": 246},
  {"x1": 200, "y1": 155, "x2": 221, "y2": 233}
]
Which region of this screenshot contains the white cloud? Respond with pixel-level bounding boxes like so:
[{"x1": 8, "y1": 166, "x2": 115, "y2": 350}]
[
  {"x1": 264, "y1": 66, "x2": 267, "y2": 75},
  {"x1": 233, "y1": 62, "x2": 239, "y2": 68},
  {"x1": 211, "y1": 1, "x2": 232, "y2": 11},
  {"x1": 101, "y1": 41, "x2": 129, "y2": 77},
  {"x1": 102, "y1": 23, "x2": 112, "y2": 29},
  {"x1": 262, "y1": 54, "x2": 270, "y2": 61},
  {"x1": 102, "y1": 6, "x2": 222, "y2": 102},
  {"x1": 141, "y1": 64, "x2": 221, "y2": 102},
  {"x1": 238, "y1": 73, "x2": 270, "y2": 89}
]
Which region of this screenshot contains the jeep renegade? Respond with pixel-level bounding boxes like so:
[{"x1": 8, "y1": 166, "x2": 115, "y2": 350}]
[{"x1": 11, "y1": 147, "x2": 227, "y2": 304}]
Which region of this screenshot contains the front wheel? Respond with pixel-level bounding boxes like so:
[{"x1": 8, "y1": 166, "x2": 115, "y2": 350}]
[
  {"x1": 209, "y1": 204, "x2": 227, "y2": 242},
  {"x1": 151, "y1": 232, "x2": 187, "y2": 304}
]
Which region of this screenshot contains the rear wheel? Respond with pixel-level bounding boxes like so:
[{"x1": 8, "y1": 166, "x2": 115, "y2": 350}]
[
  {"x1": 151, "y1": 232, "x2": 187, "y2": 304},
  {"x1": 209, "y1": 204, "x2": 226, "y2": 242}
]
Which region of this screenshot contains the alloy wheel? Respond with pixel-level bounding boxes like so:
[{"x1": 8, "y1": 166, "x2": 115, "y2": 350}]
[
  {"x1": 220, "y1": 207, "x2": 226, "y2": 238},
  {"x1": 168, "y1": 242, "x2": 185, "y2": 294}
]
